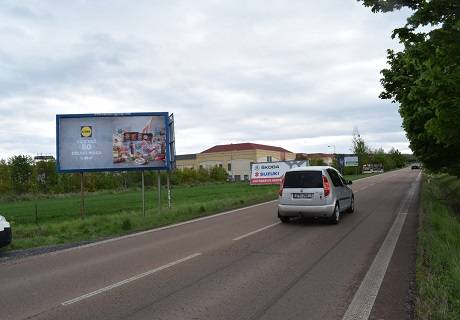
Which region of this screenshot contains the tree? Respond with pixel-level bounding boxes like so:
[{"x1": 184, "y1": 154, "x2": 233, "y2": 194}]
[
  {"x1": 35, "y1": 160, "x2": 58, "y2": 193},
  {"x1": 351, "y1": 130, "x2": 372, "y2": 171},
  {"x1": 8, "y1": 155, "x2": 34, "y2": 194},
  {"x1": 388, "y1": 148, "x2": 406, "y2": 168},
  {"x1": 0, "y1": 160, "x2": 11, "y2": 194},
  {"x1": 210, "y1": 166, "x2": 228, "y2": 181},
  {"x1": 358, "y1": 0, "x2": 460, "y2": 176}
]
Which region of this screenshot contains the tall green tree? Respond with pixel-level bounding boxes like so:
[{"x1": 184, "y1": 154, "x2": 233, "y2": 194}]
[
  {"x1": 8, "y1": 155, "x2": 34, "y2": 194},
  {"x1": 351, "y1": 131, "x2": 371, "y2": 171},
  {"x1": 388, "y1": 148, "x2": 406, "y2": 168},
  {"x1": 35, "y1": 160, "x2": 58, "y2": 193},
  {"x1": 0, "y1": 160, "x2": 11, "y2": 194},
  {"x1": 358, "y1": 0, "x2": 460, "y2": 176}
]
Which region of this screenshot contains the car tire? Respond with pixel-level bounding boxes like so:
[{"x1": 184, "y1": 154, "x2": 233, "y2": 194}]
[
  {"x1": 330, "y1": 203, "x2": 340, "y2": 224},
  {"x1": 347, "y1": 196, "x2": 355, "y2": 213},
  {"x1": 279, "y1": 215, "x2": 290, "y2": 223}
]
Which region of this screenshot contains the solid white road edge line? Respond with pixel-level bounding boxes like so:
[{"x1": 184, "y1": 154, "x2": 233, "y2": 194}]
[
  {"x1": 61, "y1": 253, "x2": 202, "y2": 306},
  {"x1": 341, "y1": 172, "x2": 420, "y2": 320},
  {"x1": 232, "y1": 222, "x2": 281, "y2": 241}
]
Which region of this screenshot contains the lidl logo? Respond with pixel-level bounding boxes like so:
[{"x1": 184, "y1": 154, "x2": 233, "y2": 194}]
[{"x1": 81, "y1": 126, "x2": 92, "y2": 138}]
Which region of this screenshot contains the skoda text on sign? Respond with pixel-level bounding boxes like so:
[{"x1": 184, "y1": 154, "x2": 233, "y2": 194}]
[
  {"x1": 57, "y1": 113, "x2": 172, "y2": 172},
  {"x1": 250, "y1": 160, "x2": 309, "y2": 185},
  {"x1": 344, "y1": 156, "x2": 359, "y2": 167}
]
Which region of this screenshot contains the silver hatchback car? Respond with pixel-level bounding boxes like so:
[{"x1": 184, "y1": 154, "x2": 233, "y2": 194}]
[{"x1": 277, "y1": 166, "x2": 354, "y2": 224}]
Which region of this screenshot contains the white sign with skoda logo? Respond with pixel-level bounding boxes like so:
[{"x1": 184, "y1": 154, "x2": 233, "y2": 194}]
[{"x1": 250, "y1": 160, "x2": 309, "y2": 185}]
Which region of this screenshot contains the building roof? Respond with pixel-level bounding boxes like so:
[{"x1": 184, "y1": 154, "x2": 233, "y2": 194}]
[
  {"x1": 201, "y1": 143, "x2": 293, "y2": 154},
  {"x1": 176, "y1": 154, "x2": 197, "y2": 160}
]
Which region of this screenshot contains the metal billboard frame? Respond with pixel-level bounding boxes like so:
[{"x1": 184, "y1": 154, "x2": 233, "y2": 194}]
[
  {"x1": 56, "y1": 112, "x2": 176, "y2": 218},
  {"x1": 56, "y1": 112, "x2": 173, "y2": 173}
]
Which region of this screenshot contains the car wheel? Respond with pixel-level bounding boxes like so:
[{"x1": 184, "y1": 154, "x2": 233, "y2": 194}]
[
  {"x1": 347, "y1": 196, "x2": 355, "y2": 213},
  {"x1": 279, "y1": 215, "x2": 290, "y2": 223},
  {"x1": 330, "y1": 203, "x2": 340, "y2": 224}
]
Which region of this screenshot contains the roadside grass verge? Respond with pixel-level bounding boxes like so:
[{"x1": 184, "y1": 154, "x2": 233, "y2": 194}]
[
  {"x1": 1, "y1": 183, "x2": 278, "y2": 251},
  {"x1": 0, "y1": 173, "x2": 377, "y2": 252},
  {"x1": 1, "y1": 183, "x2": 277, "y2": 225},
  {"x1": 416, "y1": 174, "x2": 460, "y2": 320}
]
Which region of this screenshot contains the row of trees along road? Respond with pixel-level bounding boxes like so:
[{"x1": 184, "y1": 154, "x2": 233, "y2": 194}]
[
  {"x1": 0, "y1": 156, "x2": 229, "y2": 197},
  {"x1": 350, "y1": 131, "x2": 407, "y2": 175},
  {"x1": 359, "y1": 0, "x2": 460, "y2": 176},
  {"x1": 1, "y1": 147, "x2": 405, "y2": 197}
]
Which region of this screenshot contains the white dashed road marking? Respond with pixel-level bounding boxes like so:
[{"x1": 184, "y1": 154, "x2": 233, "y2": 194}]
[
  {"x1": 61, "y1": 253, "x2": 202, "y2": 306},
  {"x1": 233, "y1": 222, "x2": 281, "y2": 241}
]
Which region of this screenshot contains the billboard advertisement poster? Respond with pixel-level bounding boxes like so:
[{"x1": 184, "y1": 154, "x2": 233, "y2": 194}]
[
  {"x1": 57, "y1": 113, "x2": 170, "y2": 172},
  {"x1": 250, "y1": 160, "x2": 309, "y2": 185},
  {"x1": 344, "y1": 156, "x2": 359, "y2": 167}
]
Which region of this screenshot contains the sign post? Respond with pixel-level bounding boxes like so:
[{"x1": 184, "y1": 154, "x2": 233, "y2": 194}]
[
  {"x1": 80, "y1": 172, "x2": 85, "y2": 219},
  {"x1": 141, "y1": 170, "x2": 145, "y2": 216},
  {"x1": 157, "y1": 171, "x2": 161, "y2": 213},
  {"x1": 166, "y1": 173, "x2": 171, "y2": 209}
]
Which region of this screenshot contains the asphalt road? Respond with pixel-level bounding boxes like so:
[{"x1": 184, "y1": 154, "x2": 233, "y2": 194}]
[{"x1": 0, "y1": 168, "x2": 421, "y2": 320}]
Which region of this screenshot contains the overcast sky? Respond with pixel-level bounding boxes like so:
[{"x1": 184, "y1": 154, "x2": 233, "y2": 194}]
[{"x1": 0, "y1": 0, "x2": 412, "y2": 159}]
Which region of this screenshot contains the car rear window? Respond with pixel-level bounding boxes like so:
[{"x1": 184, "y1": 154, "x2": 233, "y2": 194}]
[{"x1": 283, "y1": 171, "x2": 323, "y2": 188}]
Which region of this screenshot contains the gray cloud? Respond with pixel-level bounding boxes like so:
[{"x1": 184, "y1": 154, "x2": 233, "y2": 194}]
[{"x1": 0, "y1": 0, "x2": 412, "y2": 159}]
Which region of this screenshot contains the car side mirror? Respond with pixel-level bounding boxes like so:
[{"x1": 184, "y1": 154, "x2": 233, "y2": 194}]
[{"x1": 347, "y1": 180, "x2": 352, "y2": 185}]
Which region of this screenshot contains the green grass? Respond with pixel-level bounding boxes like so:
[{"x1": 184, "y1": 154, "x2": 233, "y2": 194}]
[
  {"x1": 0, "y1": 183, "x2": 278, "y2": 250},
  {"x1": 416, "y1": 174, "x2": 460, "y2": 320}
]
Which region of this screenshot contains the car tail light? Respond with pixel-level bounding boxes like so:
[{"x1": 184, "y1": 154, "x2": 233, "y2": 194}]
[
  {"x1": 279, "y1": 176, "x2": 285, "y2": 196},
  {"x1": 322, "y1": 175, "x2": 330, "y2": 197}
]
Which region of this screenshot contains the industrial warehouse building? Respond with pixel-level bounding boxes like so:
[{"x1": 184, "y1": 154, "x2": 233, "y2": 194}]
[{"x1": 176, "y1": 143, "x2": 296, "y2": 181}]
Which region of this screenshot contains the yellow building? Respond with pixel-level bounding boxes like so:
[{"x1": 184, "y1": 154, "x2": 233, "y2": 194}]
[{"x1": 176, "y1": 143, "x2": 295, "y2": 181}]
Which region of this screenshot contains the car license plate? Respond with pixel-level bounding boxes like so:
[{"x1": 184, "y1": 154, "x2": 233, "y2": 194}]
[{"x1": 292, "y1": 193, "x2": 313, "y2": 199}]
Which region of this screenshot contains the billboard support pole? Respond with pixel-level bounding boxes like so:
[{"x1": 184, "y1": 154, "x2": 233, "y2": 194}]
[
  {"x1": 157, "y1": 171, "x2": 161, "y2": 213},
  {"x1": 80, "y1": 172, "x2": 85, "y2": 219},
  {"x1": 167, "y1": 173, "x2": 171, "y2": 209},
  {"x1": 141, "y1": 170, "x2": 145, "y2": 216}
]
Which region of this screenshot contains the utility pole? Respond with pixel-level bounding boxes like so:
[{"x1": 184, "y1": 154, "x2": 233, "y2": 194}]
[{"x1": 80, "y1": 172, "x2": 85, "y2": 219}]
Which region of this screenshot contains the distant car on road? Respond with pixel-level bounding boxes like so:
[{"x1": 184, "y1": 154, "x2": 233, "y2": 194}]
[
  {"x1": 0, "y1": 215, "x2": 12, "y2": 248},
  {"x1": 278, "y1": 166, "x2": 354, "y2": 224},
  {"x1": 411, "y1": 163, "x2": 421, "y2": 170}
]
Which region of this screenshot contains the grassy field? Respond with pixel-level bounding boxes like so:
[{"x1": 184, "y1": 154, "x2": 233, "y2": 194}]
[
  {"x1": 0, "y1": 173, "x2": 374, "y2": 251},
  {"x1": 416, "y1": 174, "x2": 460, "y2": 320},
  {"x1": 0, "y1": 183, "x2": 278, "y2": 250}
]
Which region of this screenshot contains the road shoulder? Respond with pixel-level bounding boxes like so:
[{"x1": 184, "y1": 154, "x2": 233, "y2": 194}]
[{"x1": 368, "y1": 175, "x2": 421, "y2": 320}]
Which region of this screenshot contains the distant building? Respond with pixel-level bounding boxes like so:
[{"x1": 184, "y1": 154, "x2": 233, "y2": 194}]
[
  {"x1": 176, "y1": 143, "x2": 296, "y2": 181},
  {"x1": 296, "y1": 153, "x2": 334, "y2": 166},
  {"x1": 175, "y1": 154, "x2": 197, "y2": 169},
  {"x1": 33, "y1": 155, "x2": 55, "y2": 163}
]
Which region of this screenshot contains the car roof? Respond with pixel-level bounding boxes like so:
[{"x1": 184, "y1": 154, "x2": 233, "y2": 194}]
[{"x1": 285, "y1": 166, "x2": 335, "y2": 172}]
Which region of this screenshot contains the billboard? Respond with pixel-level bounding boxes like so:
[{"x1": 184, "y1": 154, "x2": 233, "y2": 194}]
[
  {"x1": 250, "y1": 160, "x2": 309, "y2": 185},
  {"x1": 57, "y1": 113, "x2": 171, "y2": 172},
  {"x1": 344, "y1": 156, "x2": 359, "y2": 167}
]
